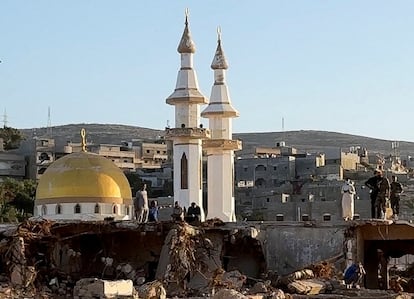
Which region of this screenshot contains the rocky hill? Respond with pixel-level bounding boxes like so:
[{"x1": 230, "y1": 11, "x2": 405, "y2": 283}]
[{"x1": 19, "y1": 124, "x2": 414, "y2": 156}]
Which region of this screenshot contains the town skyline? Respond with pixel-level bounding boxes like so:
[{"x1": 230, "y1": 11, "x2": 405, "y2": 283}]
[{"x1": 1, "y1": 1, "x2": 414, "y2": 141}]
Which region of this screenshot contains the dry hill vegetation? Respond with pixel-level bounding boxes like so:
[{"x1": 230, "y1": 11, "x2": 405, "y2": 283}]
[{"x1": 19, "y1": 124, "x2": 414, "y2": 156}]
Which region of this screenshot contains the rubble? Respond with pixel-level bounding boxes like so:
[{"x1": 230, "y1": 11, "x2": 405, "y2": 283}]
[
  {"x1": 73, "y1": 278, "x2": 137, "y2": 299},
  {"x1": 137, "y1": 280, "x2": 166, "y2": 299},
  {"x1": 0, "y1": 219, "x2": 412, "y2": 298}
]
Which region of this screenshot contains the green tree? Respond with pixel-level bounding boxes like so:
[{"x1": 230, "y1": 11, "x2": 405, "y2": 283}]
[
  {"x1": 0, "y1": 178, "x2": 36, "y2": 222},
  {"x1": 0, "y1": 126, "x2": 25, "y2": 150}
]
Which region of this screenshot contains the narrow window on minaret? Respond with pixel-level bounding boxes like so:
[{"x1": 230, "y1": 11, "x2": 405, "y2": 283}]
[
  {"x1": 199, "y1": 158, "x2": 202, "y2": 190},
  {"x1": 181, "y1": 153, "x2": 188, "y2": 189}
]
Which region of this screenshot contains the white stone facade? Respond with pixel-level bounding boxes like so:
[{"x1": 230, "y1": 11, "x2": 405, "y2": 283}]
[
  {"x1": 34, "y1": 202, "x2": 133, "y2": 221},
  {"x1": 202, "y1": 33, "x2": 241, "y2": 222},
  {"x1": 166, "y1": 15, "x2": 209, "y2": 219}
]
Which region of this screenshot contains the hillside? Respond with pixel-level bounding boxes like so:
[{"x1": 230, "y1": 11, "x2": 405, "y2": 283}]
[
  {"x1": 235, "y1": 130, "x2": 414, "y2": 156},
  {"x1": 18, "y1": 124, "x2": 414, "y2": 156}
]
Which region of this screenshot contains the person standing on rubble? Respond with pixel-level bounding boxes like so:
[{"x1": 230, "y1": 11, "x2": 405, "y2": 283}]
[
  {"x1": 134, "y1": 184, "x2": 149, "y2": 223},
  {"x1": 341, "y1": 178, "x2": 356, "y2": 221},
  {"x1": 148, "y1": 200, "x2": 159, "y2": 222},
  {"x1": 376, "y1": 170, "x2": 390, "y2": 219},
  {"x1": 365, "y1": 170, "x2": 381, "y2": 218},
  {"x1": 390, "y1": 175, "x2": 403, "y2": 220}
]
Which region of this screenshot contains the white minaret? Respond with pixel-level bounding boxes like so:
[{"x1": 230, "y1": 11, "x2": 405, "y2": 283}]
[
  {"x1": 166, "y1": 10, "x2": 210, "y2": 220},
  {"x1": 201, "y1": 28, "x2": 242, "y2": 222}
]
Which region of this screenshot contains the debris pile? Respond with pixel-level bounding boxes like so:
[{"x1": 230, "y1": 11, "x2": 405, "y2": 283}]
[{"x1": 0, "y1": 219, "x2": 411, "y2": 298}]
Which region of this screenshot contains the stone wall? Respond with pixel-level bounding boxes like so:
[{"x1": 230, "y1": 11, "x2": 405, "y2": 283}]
[{"x1": 260, "y1": 223, "x2": 346, "y2": 275}]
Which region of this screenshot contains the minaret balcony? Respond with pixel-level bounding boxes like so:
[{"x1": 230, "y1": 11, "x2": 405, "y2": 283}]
[
  {"x1": 203, "y1": 139, "x2": 242, "y2": 151},
  {"x1": 165, "y1": 127, "x2": 211, "y2": 139}
]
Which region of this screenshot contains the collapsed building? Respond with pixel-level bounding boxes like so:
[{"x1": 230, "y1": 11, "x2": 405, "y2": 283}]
[{"x1": 1, "y1": 218, "x2": 413, "y2": 298}]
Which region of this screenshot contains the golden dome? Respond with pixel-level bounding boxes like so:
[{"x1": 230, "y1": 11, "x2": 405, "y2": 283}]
[{"x1": 36, "y1": 152, "x2": 132, "y2": 205}]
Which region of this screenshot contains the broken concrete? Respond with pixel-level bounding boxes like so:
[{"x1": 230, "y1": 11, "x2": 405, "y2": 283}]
[
  {"x1": 73, "y1": 278, "x2": 136, "y2": 299},
  {"x1": 0, "y1": 219, "x2": 412, "y2": 298}
]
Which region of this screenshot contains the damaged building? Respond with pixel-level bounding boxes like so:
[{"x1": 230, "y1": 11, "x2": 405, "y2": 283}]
[{"x1": 2, "y1": 218, "x2": 414, "y2": 298}]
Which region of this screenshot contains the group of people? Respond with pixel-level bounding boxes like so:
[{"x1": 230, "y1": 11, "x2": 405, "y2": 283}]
[
  {"x1": 365, "y1": 170, "x2": 403, "y2": 220},
  {"x1": 171, "y1": 201, "x2": 201, "y2": 224},
  {"x1": 133, "y1": 184, "x2": 201, "y2": 223},
  {"x1": 133, "y1": 184, "x2": 159, "y2": 222},
  {"x1": 341, "y1": 169, "x2": 403, "y2": 221}
]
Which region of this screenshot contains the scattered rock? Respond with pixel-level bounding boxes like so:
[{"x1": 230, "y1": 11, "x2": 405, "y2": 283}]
[
  {"x1": 213, "y1": 288, "x2": 248, "y2": 299},
  {"x1": 247, "y1": 282, "x2": 268, "y2": 294},
  {"x1": 138, "y1": 280, "x2": 166, "y2": 299},
  {"x1": 73, "y1": 278, "x2": 135, "y2": 298}
]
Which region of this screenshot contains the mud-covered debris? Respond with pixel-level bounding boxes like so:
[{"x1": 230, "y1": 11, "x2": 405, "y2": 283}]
[
  {"x1": 16, "y1": 219, "x2": 54, "y2": 240},
  {"x1": 247, "y1": 281, "x2": 268, "y2": 294},
  {"x1": 202, "y1": 218, "x2": 225, "y2": 228},
  {"x1": 212, "y1": 288, "x2": 248, "y2": 299},
  {"x1": 278, "y1": 269, "x2": 314, "y2": 286},
  {"x1": 211, "y1": 269, "x2": 246, "y2": 291},
  {"x1": 166, "y1": 224, "x2": 199, "y2": 283},
  {"x1": 308, "y1": 261, "x2": 336, "y2": 279},
  {"x1": 137, "y1": 280, "x2": 166, "y2": 299},
  {"x1": 390, "y1": 276, "x2": 405, "y2": 293},
  {"x1": 287, "y1": 278, "x2": 332, "y2": 295}
]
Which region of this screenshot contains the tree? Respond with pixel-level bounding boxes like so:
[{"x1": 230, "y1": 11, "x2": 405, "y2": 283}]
[
  {"x1": 0, "y1": 126, "x2": 25, "y2": 150},
  {"x1": 0, "y1": 178, "x2": 36, "y2": 222}
]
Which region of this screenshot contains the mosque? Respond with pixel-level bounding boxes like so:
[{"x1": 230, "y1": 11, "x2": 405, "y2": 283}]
[
  {"x1": 33, "y1": 129, "x2": 133, "y2": 220},
  {"x1": 33, "y1": 11, "x2": 241, "y2": 222}
]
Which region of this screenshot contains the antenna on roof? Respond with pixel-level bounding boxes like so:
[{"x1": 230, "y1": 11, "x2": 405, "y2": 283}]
[
  {"x1": 2, "y1": 109, "x2": 7, "y2": 128},
  {"x1": 47, "y1": 106, "x2": 52, "y2": 137}
]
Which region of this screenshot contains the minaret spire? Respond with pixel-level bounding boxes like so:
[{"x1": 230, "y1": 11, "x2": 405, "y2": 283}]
[
  {"x1": 177, "y1": 8, "x2": 196, "y2": 54},
  {"x1": 201, "y1": 28, "x2": 238, "y2": 118},
  {"x1": 211, "y1": 27, "x2": 228, "y2": 70},
  {"x1": 165, "y1": 11, "x2": 210, "y2": 221},
  {"x1": 202, "y1": 28, "x2": 242, "y2": 222}
]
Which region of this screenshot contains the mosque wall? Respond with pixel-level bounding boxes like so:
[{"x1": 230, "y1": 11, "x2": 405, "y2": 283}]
[{"x1": 35, "y1": 203, "x2": 133, "y2": 220}]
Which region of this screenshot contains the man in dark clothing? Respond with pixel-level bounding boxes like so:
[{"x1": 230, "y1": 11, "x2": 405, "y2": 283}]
[
  {"x1": 186, "y1": 202, "x2": 201, "y2": 224},
  {"x1": 390, "y1": 175, "x2": 403, "y2": 220},
  {"x1": 365, "y1": 170, "x2": 381, "y2": 218},
  {"x1": 376, "y1": 170, "x2": 390, "y2": 219}
]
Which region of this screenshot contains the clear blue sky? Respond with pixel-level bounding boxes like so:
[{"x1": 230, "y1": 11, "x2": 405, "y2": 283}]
[{"x1": 1, "y1": 1, "x2": 414, "y2": 141}]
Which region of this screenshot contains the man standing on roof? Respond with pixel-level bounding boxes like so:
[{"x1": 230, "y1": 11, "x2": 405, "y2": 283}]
[
  {"x1": 365, "y1": 170, "x2": 381, "y2": 218},
  {"x1": 376, "y1": 170, "x2": 390, "y2": 219},
  {"x1": 390, "y1": 175, "x2": 403, "y2": 220}
]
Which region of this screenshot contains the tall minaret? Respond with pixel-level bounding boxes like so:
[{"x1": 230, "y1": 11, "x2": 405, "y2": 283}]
[
  {"x1": 201, "y1": 28, "x2": 242, "y2": 222},
  {"x1": 166, "y1": 10, "x2": 210, "y2": 220}
]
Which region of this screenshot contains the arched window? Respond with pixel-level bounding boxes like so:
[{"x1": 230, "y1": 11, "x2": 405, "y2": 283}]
[
  {"x1": 55, "y1": 204, "x2": 62, "y2": 214},
  {"x1": 255, "y1": 165, "x2": 266, "y2": 172},
  {"x1": 41, "y1": 205, "x2": 47, "y2": 216},
  {"x1": 181, "y1": 153, "x2": 188, "y2": 189},
  {"x1": 74, "y1": 204, "x2": 81, "y2": 214},
  {"x1": 94, "y1": 204, "x2": 100, "y2": 214},
  {"x1": 125, "y1": 206, "x2": 130, "y2": 216},
  {"x1": 112, "y1": 205, "x2": 118, "y2": 214}
]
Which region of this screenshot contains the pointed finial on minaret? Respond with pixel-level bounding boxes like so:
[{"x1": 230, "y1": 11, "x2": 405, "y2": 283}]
[
  {"x1": 185, "y1": 8, "x2": 189, "y2": 25},
  {"x1": 211, "y1": 26, "x2": 228, "y2": 70},
  {"x1": 217, "y1": 26, "x2": 222, "y2": 42},
  {"x1": 177, "y1": 9, "x2": 196, "y2": 53},
  {"x1": 80, "y1": 128, "x2": 87, "y2": 152}
]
